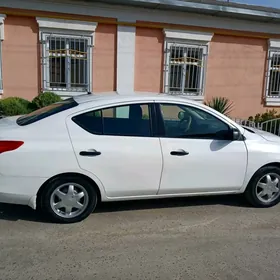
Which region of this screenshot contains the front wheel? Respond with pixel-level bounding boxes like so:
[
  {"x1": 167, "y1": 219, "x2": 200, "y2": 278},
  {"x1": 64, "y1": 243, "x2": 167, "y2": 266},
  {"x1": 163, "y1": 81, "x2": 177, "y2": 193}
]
[
  {"x1": 40, "y1": 176, "x2": 98, "y2": 223},
  {"x1": 245, "y1": 166, "x2": 280, "y2": 208}
]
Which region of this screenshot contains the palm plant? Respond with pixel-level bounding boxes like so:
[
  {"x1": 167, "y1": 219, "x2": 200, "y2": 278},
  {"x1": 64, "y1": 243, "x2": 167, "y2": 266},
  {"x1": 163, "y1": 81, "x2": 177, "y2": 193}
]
[{"x1": 204, "y1": 97, "x2": 234, "y2": 116}]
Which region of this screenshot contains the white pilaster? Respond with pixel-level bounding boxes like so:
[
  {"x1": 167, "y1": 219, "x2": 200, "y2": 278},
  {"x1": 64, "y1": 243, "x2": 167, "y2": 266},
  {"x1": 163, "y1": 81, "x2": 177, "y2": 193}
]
[
  {"x1": 117, "y1": 18, "x2": 136, "y2": 94},
  {"x1": 0, "y1": 14, "x2": 6, "y2": 41}
]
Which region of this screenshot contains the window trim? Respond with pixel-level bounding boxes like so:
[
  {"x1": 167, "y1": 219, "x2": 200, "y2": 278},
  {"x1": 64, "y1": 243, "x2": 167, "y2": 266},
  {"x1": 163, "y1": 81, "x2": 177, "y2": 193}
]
[
  {"x1": 265, "y1": 40, "x2": 280, "y2": 106},
  {"x1": 154, "y1": 102, "x2": 232, "y2": 140},
  {"x1": 0, "y1": 14, "x2": 6, "y2": 94},
  {"x1": 41, "y1": 33, "x2": 92, "y2": 93},
  {"x1": 163, "y1": 29, "x2": 213, "y2": 102},
  {"x1": 36, "y1": 17, "x2": 97, "y2": 96},
  {"x1": 71, "y1": 102, "x2": 157, "y2": 138}
]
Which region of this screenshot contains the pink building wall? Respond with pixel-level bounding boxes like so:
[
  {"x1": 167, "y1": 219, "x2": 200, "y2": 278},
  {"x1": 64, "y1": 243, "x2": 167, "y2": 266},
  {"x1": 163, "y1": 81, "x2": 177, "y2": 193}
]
[
  {"x1": 205, "y1": 35, "x2": 269, "y2": 118},
  {"x1": 1, "y1": 16, "x2": 117, "y2": 99},
  {"x1": 2, "y1": 16, "x2": 40, "y2": 100},
  {"x1": 92, "y1": 23, "x2": 117, "y2": 92},
  {"x1": 134, "y1": 27, "x2": 164, "y2": 93},
  {"x1": 1, "y1": 15, "x2": 278, "y2": 119}
]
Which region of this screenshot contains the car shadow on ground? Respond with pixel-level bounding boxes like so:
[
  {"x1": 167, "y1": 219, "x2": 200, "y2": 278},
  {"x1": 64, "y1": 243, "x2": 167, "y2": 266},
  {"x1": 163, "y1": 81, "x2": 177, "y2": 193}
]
[{"x1": 0, "y1": 194, "x2": 251, "y2": 223}]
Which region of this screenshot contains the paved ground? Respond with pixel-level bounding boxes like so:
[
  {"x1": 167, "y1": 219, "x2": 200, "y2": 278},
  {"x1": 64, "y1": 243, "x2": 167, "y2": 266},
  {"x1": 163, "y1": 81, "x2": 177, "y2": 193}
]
[{"x1": 0, "y1": 195, "x2": 280, "y2": 280}]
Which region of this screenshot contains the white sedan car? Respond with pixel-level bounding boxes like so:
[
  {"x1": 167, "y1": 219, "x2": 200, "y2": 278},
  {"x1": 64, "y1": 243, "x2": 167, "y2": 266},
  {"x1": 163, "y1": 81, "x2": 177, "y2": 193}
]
[{"x1": 0, "y1": 92, "x2": 280, "y2": 223}]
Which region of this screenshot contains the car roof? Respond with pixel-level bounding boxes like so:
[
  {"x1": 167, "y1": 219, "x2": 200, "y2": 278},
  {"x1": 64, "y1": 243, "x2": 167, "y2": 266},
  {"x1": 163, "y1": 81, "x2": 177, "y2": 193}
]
[{"x1": 73, "y1": 91, "x2": 200, "y2": 106}]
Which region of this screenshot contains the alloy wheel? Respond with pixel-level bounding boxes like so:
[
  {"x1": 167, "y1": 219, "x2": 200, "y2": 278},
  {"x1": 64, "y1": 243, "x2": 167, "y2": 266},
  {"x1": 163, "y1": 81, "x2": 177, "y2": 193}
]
[
  {"x1": 50, "y1": 183, "x2": 89, "y2": 218},
  {"x1": 255, "y1": 173, "x2": 280, "y2": 204}
]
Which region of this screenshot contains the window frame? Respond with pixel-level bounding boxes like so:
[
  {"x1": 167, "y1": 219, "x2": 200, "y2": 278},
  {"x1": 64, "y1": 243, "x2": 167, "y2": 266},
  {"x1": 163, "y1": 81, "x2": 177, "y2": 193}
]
[
  {"x1": 154, "y1": 102, "x2": 233, "y2": 140},
  {"x1": 37, "y1": 17, "x2": 97, "y2": 97},
  {"x1": 41, "y1": 32, "x2": 93, "y2": 95},
  {"x1": 266, "y1": 49, "x2": 280, "y2": 103},
  {"x1": 265, "y1": 39, "x2": 280, "y2": 106},
  {"x1": 164, "y1": 41, "x2": 208, "y2": 98},
  {"x1": 0, "y1": 39, "x2": 3, "y2": 93},
  {"x1": 72, "y1": 102, "x2": 157, "y2": 138},
  {"x1": 0, "y1": 14, "x2": 6, "y2": 94},
  {"x1": 162, "y1": 29, "x2": 213, "y2": 102}
]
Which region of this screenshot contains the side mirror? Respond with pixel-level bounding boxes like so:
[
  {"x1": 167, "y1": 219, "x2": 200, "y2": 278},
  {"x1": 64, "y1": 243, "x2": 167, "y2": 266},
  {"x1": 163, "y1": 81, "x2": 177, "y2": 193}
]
[
  {"x1": 215, "y1": 128, "x2": 241, "y2": 140},
  {"x1": 232, "y1": 128, "x2": 241, "y2": 141}
]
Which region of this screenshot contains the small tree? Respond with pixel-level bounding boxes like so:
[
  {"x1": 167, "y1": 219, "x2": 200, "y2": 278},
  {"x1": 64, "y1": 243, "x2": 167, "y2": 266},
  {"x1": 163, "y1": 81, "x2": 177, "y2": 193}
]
[{"x1": 204, "y1": 97, "x2": 234, "y2": 116}]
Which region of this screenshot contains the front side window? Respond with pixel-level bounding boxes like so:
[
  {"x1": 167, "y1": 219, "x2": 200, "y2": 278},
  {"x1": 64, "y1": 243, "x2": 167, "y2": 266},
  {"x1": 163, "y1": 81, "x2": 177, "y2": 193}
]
[
  {"x1": 165, "y1": 43, "x2": 207, "y2": 97},
  {"x1": 158, "y1": 103, "x2": 229, "y2": 139},
  {"x1": 42, "y1": 34, "x2": 92, "y2": 93},
  {"x1": 72, "y1": 103, "x2": 152, "y2": 137}
]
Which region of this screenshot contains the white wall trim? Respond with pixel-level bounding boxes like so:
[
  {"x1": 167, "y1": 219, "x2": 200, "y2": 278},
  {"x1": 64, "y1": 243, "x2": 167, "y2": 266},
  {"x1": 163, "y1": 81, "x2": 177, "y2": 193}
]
[
  {"x1": 265, "y1": 97, "x2": 280, "y2": 107},
  {"x1": 163, "y1": 29, "x2": 213, "y2": 43},
  {"x1": 37, "y1": 18, "x2": 97, "y2": 94},
  {"x1": 0, "y1": 14, "x2": 6, "y2": 41},
  {"x1": 269, "y1": 39, "x2": 280, "y2": 49},
  {"x1": 162, "y1": 29, "x2": 210, "y2": 98},
  {"x1": 46, "y1": 90, "x2": 88, "y2": 97},
  {"x1": 36, "y1": 17, "x2": 97, "y2": 33},
  {"x1": 266, "y1": 41, "x2": 280, "y2": 104},
  {"x1": 0, "y1": 14, "x2": 5, "y2": 94},
  {"x1": 2, "y1": 0, "x2": 280, "y2": 35},
  {"x1": 116, "y1": 17, "x2": 136, "y2": 94}
]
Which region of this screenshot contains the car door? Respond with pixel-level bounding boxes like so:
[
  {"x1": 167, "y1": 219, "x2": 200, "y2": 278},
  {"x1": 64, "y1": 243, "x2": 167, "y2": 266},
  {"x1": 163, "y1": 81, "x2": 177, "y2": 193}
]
[
  {"x1": 66, "y1": 102, "x2": 163, "y2": 198},
  {"x1": 156, "y1": 102, "x2": 248, "y2": 195}
]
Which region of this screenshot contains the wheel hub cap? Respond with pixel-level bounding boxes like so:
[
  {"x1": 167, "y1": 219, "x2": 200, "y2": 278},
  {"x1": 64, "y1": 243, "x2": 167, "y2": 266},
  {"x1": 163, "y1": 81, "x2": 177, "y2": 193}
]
[
  {"x1": 256, "y1": 173, "x2": 280, "y2": 203},
  {"x1": 50, "y1": 183, "x2": 89, "y2": 218}
]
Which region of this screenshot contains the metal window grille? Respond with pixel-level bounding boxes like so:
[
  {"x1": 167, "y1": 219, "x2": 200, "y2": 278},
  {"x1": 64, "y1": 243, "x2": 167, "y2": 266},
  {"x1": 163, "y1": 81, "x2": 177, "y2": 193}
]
[
  {"x1": 164, "y1": 43, "x2": 207, "y2": 96},
  {"x1": 41, "y1": 33, "x2": 92, "y2": 92},
  {"x1": 266, "y1": 50, "x2": 280, "y2": 98},
  {"x1": 0, "y1": 41, "x2": 3, "y2": 90}
]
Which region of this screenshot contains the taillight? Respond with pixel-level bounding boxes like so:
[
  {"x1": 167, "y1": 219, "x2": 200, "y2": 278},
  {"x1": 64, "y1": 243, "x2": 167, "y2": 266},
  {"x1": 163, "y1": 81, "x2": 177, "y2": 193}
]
[{"x1": 0, "y1": 141, "x2": 24, "y2": 154}]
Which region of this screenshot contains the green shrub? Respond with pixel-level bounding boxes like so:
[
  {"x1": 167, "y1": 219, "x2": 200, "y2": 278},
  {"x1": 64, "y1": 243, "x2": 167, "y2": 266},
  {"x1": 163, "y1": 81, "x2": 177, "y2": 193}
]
[
  {"x1": 0, "y1": 97, "x2": 31, "y2": 116},
  {"x1": 204, "y1": 97, "x2": 234, "y2": 116},
  {"x1": 248, "y1": 109, "x2": 280, "y2": 135},
  {"x1": 31, "y1": 92, "x2": 62, "y2": 110},
  {"x1": 248, "y1": 109, "x2": 279, "y2": 123}
]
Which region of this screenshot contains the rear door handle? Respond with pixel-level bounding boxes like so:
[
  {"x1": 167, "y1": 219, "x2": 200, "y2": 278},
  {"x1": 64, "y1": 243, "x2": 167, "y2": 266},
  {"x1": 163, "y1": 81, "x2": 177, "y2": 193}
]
[
  {"x1": 170, "y1": 149, "x2": 189, "y2": 156},
  {"x1": 79, "y1": 149, "x2": 101, "y2": 157}
]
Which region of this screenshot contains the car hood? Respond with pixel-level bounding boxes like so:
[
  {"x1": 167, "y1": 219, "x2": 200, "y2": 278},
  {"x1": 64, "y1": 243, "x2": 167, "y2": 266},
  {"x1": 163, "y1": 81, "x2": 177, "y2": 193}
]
[{"x1": 243, "y1": 126, "x2": 280, "y2": 142}]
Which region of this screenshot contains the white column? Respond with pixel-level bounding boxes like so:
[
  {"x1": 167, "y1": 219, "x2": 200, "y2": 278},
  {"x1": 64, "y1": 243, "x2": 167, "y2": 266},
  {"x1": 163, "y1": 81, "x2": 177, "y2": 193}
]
[{"x1": 116, "y1": 18, "x2": 136, "y2": 94}]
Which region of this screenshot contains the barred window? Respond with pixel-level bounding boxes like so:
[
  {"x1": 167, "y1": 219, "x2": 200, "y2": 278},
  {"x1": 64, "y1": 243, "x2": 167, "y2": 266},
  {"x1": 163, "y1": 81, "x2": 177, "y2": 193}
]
[
  {"x1": 42, "y1": 34, "x2": 92, "y2": 93},
  {"x1": 267, "y1": 51, "x2": 280, "y2": 98},
  {"x1": 0, "y1": 40, "x2": 3, "y2": 92},
  {"x1": 165, "y1": 43, "x2": 207, "y2": 97}
]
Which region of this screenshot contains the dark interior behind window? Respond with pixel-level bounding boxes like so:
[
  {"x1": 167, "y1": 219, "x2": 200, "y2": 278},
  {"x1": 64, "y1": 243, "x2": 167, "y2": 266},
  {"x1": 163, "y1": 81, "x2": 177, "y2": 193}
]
[
  {"x1": 72, "y1": 103, "x2": 152, "y2": 137},
  {"x1": 158, "y1": 103, "x2": 230, "y2": 139}
]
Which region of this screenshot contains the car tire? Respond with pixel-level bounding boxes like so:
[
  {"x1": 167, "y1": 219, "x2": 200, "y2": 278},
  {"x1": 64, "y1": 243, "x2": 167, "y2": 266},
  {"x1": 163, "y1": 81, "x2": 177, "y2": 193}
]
[
  {"x1": 40, "y1": 176, "x2": 98, "y2": 223},
  {"x1": 245, "y1": 166, "x2": 280, "y2": 208}
]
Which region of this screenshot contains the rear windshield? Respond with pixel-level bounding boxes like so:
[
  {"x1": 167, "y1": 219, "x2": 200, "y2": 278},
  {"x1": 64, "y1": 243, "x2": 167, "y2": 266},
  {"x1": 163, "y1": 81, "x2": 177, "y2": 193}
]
[{"x1": 16, "y1": 98, "x2": 78, "y2": 126}]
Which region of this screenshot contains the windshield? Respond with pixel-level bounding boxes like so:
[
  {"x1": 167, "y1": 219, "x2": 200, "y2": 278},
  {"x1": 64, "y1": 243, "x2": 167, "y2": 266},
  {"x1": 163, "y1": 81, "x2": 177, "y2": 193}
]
[{"x1": 16, "y1": 98, "x2": 78, "y2": 126}]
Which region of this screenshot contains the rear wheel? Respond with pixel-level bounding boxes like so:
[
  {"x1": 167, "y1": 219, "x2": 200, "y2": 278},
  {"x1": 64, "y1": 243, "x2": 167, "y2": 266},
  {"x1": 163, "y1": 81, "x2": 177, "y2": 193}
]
[
  {"x1": 40, "y1": 176, "x2": 97, "y2": 223},
  {"x1": 245, "y1": 166, "x2": 280, "y2": 208}
]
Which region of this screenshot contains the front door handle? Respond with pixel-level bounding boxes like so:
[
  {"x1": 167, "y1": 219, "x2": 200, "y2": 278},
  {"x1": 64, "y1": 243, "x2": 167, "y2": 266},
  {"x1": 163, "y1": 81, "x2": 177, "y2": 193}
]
[
  {"x1": 79, "y1": 149, "x2": 101, "y2": 157},
  {"x1": 170, "y1": 149, "x2": 189, "y2": 156}
]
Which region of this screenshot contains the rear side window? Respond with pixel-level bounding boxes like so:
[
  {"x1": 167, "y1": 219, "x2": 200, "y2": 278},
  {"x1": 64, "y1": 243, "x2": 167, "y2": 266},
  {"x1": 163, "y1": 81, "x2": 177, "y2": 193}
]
[
  {"x1": 17, "y1": 98, "x2": 78, "y2": 126},
  {"x1": 72, "y1": 103, "x2": 152, "y2": 137}
]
